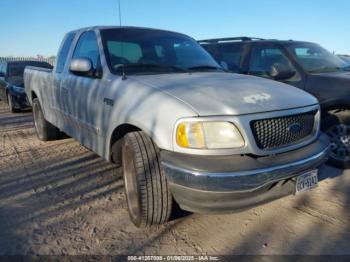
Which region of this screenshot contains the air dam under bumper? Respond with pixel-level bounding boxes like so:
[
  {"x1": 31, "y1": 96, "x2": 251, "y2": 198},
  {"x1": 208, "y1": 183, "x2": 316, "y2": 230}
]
[{"x1": 161, "y1": 134, "x2": 330, "y2": 213}]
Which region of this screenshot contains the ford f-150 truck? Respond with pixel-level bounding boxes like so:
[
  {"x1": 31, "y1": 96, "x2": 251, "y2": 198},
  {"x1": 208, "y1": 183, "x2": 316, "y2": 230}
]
[{"x1": 24, "y1": 27, "x2": 329, "y2": 227}]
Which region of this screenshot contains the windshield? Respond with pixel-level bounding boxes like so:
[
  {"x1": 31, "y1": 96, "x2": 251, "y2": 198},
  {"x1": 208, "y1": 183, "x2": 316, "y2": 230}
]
[
  {"x1": 286, "y1": 43, "x2": 349, "y2": 73},
  {"x1": 101, "y1": 28, "x2": 222, "y2": 75}
]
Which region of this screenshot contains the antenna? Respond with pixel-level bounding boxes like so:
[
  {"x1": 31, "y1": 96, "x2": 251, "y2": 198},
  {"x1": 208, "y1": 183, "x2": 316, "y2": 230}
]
[
  {"x1": 118, "y1": 0, "x2": 127, "y2": 80},
  {"x1": 118, "y1": 0, "x2": 122, "y2": 27}
]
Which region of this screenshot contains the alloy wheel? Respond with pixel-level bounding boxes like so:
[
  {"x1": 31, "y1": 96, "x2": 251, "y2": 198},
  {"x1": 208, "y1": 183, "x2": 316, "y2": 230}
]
[{"x1": 326, "y1": 124, "x2": 350, "y2": 162}]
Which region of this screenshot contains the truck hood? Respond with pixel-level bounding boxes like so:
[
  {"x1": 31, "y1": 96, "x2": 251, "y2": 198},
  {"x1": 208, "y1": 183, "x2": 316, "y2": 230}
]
[{"x1": 131, "y1": 72, "x2": 318, "y2": 116}]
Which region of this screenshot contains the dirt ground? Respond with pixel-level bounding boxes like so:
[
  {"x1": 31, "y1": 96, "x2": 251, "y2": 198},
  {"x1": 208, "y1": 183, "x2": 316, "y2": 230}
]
[{"x1": 0, "y1": 101, "x2": 349, "y2": 256}]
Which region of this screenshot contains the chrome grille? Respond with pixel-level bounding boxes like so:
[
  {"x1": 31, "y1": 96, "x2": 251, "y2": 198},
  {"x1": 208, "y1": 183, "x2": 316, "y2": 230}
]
[{"x1": 251, "y1": 110, "x2": 317, "y2": 150}]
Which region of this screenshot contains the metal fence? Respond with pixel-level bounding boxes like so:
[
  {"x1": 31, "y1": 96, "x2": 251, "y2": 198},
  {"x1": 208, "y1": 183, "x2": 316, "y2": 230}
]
[{"x1": 0, "y1": 57, "x2": 56, "y2": 66}]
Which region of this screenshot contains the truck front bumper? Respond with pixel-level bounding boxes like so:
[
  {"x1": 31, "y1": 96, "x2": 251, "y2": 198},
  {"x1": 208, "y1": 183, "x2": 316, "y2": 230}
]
[{"x1": 161, "y1": 134, "x2": 330, "y2": 213}]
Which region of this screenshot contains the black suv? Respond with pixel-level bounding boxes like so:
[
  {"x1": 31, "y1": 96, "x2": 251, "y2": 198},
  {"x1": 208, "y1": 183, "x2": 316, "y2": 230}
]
[
  {"x1": 0, "y1": 60, "x2": 53, "y2": 112},
  {"x1": 199, "y1": 37, "x2": 350, "y2": 168}
]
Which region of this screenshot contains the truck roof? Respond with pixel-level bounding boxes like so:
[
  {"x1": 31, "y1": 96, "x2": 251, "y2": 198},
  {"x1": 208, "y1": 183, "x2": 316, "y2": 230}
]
[{"x1": 67, "y1": 26, "x2": 187, "y2": 36}]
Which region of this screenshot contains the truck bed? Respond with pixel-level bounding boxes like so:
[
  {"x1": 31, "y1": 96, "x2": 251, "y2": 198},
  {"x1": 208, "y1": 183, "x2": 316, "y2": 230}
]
[{"x1": 24, "y1": 66, "x2": 53, "y2": 106}]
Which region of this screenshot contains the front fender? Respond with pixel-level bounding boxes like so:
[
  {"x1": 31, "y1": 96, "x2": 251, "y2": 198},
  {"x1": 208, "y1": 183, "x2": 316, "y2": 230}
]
[{"x1": 103, "y1": 83, "x2": 198, "y2": 161}]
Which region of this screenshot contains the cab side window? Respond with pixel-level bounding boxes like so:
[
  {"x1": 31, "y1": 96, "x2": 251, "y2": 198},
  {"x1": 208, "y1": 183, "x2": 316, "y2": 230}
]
[
  {"x1": 249, "y1": 45, "x2": 298, "y2": 80},
  {"x1": 73, "y1": 31, "x2": 101, "y2": 70},
  {"x1": 56, "y1": 33, "x2": 75, "y2": 74}
]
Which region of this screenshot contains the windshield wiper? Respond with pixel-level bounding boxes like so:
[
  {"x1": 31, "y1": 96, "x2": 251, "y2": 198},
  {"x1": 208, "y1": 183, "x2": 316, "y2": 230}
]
[
  {"x1": 118, "y1": 63, "x2": 188, "y2": 73},
  {"x1": 188, "y1": 65, "x2": 224, "y2": 72}
]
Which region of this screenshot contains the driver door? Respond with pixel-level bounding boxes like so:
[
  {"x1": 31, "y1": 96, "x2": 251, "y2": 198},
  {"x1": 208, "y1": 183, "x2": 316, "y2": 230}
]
[{"x1": 63, "y1": 31, "x2": 105, "y2": 150}]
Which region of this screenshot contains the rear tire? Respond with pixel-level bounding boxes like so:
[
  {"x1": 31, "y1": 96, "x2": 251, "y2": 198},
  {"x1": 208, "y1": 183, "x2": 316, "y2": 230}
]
[
  {"x1": 32, "y1": 98, "x2": 60, "y2": 141},
  {"x1": 121, "y1": 131, "x2": 173, "y2": 227},
  {"x1": 7, "y1": 93, "x2": 19, "y2": 113}
]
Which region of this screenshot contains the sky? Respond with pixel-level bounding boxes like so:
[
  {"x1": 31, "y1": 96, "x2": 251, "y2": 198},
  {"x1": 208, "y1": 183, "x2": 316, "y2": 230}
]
[{"x1": 0, "y1": 0, "x2": 349, "y2": 57}]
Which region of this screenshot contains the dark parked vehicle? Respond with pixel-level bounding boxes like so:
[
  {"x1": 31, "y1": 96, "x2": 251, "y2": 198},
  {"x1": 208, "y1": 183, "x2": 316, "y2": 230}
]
[
  {"x1": 338, "y1": 55, "x2": 350, "y2": 65},
  {"x1": 199, "y1": 37, "x2": 350, "y2": 168},
  {"x1": 0, "y1": 60, "x2": 53, "y2": 112}
]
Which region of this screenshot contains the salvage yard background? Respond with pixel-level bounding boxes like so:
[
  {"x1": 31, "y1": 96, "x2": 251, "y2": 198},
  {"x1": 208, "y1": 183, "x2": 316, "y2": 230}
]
[
  {"x1": 0, "y1": 57, "x2": 56, "y2": 66},
  {"x1": 0, "y1": 101, "x2": 349, "y2": 255}
]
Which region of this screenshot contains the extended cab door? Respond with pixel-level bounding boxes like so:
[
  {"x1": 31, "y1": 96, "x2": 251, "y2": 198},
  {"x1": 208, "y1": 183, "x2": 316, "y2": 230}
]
[
  {"x1": 51, "y1": 33, "x2": 76, "y2": 128},
  {"x1": 62, "y1": 30, "x2": 104, "y2": 146},
  {"x1": 246, "y1": 43, "x2": 305, "y2": 89}
]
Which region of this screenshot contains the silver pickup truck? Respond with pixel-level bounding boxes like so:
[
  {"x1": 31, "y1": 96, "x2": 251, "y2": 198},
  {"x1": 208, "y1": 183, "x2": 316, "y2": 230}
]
[{"x1": 24, "y1": 26, "x2": 329, "y2": 227}]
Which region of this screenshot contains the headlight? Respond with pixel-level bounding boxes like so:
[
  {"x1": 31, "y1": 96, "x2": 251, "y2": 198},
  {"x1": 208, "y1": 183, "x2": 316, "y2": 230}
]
[
  {"x1": 176, "y1": 121, "x2": 245, "y2": 149},
  {"x1": 13, "y1": 86, "x2": 25, "y2": 93}
]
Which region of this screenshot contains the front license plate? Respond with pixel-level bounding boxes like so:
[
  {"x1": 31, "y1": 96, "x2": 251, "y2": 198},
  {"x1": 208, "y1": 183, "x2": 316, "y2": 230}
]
[{"x1": 296, "y1": 170, "x2": 318, "y2": 194}]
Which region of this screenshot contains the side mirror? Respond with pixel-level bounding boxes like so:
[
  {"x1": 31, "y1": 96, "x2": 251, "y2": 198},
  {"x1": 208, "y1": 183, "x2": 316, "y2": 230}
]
[
  {"x1": 69, "y1": 58, "x2": 93, "y2": 76},
  {"x1": 269, "y1": 63, "x2": 296, "y2": 80}
]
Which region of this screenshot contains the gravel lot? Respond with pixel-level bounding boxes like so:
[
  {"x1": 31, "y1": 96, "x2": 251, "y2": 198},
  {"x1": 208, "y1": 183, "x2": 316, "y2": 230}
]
[{"x1": 0, "y1": 101, "x2": 349, "y2": 256}]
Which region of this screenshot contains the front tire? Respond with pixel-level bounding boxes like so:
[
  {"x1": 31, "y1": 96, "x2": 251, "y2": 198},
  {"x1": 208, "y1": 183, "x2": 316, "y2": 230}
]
[
  {"x1": 32, "y1": 98, "x2": 60, "y2": 141},
  {"x1": 121, "y1": 131, "x2": 173, "y2": 227},
  {"x1": 323, "y1": 111, "x2": 350, "y2": 169}
]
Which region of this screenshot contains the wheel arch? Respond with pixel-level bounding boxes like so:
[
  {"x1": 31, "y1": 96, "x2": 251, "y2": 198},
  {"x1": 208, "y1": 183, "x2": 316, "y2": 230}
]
[
  {"x1": 321, "y1": 101, "x2": 350, "y2": 131},
  {"x1": 31, "y1": 91, "x2": 38, "y2": 104},
  {"x1": 108, "y1": 123, "x2": 142, "y2": 163},
  {"x1": 321, "y1": 101, "x2": 350, "y2": 118}
]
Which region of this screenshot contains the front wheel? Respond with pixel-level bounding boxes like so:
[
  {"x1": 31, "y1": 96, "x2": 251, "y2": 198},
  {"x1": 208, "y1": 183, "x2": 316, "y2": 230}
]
[
  {"x1": 324, "y1": 111, "x2": 350, "y2": 169},
  {"x1": 32, "y1": 98, "x2": 60, "y2": 141},
  {"x1": 326, "y1": 124, "x2": 350, "y2": 169},
  {"x1": 121, "y1": 131, "x2": 173, "y2": 227}
]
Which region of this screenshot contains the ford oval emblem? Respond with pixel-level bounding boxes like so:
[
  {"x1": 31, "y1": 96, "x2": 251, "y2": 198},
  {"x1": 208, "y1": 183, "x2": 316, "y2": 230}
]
[{"x1": 288, "y1": 123, "x2": 302, "y2": 134}]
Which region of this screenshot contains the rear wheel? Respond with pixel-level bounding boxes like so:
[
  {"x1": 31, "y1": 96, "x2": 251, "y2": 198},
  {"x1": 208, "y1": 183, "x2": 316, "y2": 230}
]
[
  {"x1": 32, "y1": 98, "x2": 60, "y2": 141},
  {"x1": 121, "y1": 131, "x2": 173, "y2": 227},
  {"x1": 7, "y1": 93, "x2": 19, "y2": 113}
]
